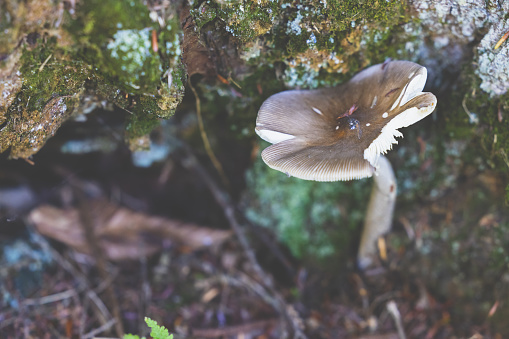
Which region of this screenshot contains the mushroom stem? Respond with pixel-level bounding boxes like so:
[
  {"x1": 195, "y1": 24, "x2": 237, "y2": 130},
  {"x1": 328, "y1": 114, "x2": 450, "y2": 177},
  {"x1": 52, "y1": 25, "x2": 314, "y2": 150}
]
[{"x1": 357, "y1": 155, "x2": 397, "y2": 269}]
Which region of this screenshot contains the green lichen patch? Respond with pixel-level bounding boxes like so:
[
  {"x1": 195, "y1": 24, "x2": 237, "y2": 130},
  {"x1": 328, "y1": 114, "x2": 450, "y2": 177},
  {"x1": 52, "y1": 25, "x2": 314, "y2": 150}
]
[
  {"x1": 244, "y1": 146, "x2": 370, "y2": 263},
  {"x1": 106, "y1": 28, "x2": 161, "y2": 92}
]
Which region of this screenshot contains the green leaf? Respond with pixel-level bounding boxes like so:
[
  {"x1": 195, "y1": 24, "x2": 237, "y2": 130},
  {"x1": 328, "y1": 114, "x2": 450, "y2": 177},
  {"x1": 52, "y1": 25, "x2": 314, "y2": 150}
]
[
  {"x1": 123, "y1": 334, "x2": 143, "y2": 339},
  {"x1": 145, "y1": 317, "x2": 173, "y2": 339}
]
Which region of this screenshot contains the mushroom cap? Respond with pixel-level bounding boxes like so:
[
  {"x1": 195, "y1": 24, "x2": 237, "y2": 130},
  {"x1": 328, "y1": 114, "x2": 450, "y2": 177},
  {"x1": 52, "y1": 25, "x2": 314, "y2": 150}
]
[{"x1": 255, "y1": 60, "x2": 437, "y2": 181}]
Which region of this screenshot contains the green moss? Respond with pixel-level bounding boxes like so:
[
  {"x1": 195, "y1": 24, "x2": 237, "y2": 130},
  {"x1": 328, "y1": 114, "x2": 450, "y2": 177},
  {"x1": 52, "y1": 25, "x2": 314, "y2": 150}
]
[
  {"x1": 125, "y1": 112, "x2": 160, "y2": 141},
  {"x1": 1, "y1": 0, "x2": 187, "y2": 158},
  {"x1": 66, "y1": 0, "x2": 186, "y2": 115},
  {"x1": 18, "y1": 38, "x2": 93, "y2": 113},
  {"x1": 264, "y1": 1, "x2": 409, "y2": 88},
  {"x1": 0, "y1": 1, "x2": 16, "y2": 54},
  {"x1": 0, "y1": 38, "x2": 94, "y2": 158},
  {"x1": 471, "y1": 90, "x2": 509, "y2": 169},
  {"x1": 191, "y1": 0, "x2": 408, "y2": 59},
  {"x1": 191, "y1": 0, "x2": 280, "y2": 43},
  {"x1": 274, "y1": 0, "x2": 407, "y2": 56}
]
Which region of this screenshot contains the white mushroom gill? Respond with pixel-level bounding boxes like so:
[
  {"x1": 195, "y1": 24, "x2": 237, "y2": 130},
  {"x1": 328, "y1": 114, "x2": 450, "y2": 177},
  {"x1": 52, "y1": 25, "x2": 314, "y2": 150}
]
[{"x1": 364, "y1": 99, "x2": 436, "y2": 168}]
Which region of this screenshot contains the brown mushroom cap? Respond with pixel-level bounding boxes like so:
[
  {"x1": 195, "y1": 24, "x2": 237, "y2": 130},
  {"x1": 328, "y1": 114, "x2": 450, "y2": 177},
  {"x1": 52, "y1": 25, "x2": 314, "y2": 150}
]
[{"x1": 255, "y1": 60, "x2": 437, "y2": 181}]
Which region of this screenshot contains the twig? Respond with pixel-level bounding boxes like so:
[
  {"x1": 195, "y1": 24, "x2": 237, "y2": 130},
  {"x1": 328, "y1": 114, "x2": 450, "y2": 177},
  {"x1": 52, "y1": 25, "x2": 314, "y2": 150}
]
[
  {"x1": 180, "y1": 149, "x2": 308, "y2": 339},
  {"x1": 80, "y1": 292, "x2": 90, "y2": 338},
  {"x1": 82, "y1": 318, "x2": 117, "y2": 339},
  {"x1": 40, "y1": 236, "x2": 113, "y2": 327},
  {"x1": 22, "y1": 289, "x2": 77, "y2": 306},
  {"x1": 74, "y1": 193, "x2": 124, "y2": 337},
  {"x1": 86, "y1": 290, "x2": 113, "y2": 323},
  {"x1": 195, "y1": 273, "x2": 292, "y2": 337},
  {"x1": 139, "y1": 248, "x2": 151, "y2": 338},
  {"x1": 187, "y1": 80, "x2": 230, "y2": 189},
  {"x1": 461, "y1": 96, "x2": 478, "y2": 124},
  {"x1": 28, "y1": 226, "x2": 116, "y2": 335},
  {"x1": 499, "y1": 149, "x2": 509, "y2": 170},
  {"x1": 241, "y1": 220, "x2": 296, "y2": 277},
  {"x1": 494, "y1": 31, "x2": 509, "y2": 49},
  {"x1": 38, "y1": 54, "x2": 52, "y2": 72},
  {"x1": 180, "y1": 150, "x2": 272, "y2": 288}
]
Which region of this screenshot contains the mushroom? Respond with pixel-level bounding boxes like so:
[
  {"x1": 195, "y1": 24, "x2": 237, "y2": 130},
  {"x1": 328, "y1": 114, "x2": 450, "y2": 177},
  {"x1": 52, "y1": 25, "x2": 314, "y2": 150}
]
[{"x1": 255, "y1": 60, "x2": 437, "y2": 268}]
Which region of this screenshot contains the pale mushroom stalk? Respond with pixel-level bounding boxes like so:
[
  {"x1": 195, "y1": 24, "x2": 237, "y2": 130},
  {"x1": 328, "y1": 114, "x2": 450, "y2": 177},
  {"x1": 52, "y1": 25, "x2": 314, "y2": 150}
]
[
  {"x1": 357, "y1": 155, "x2": 397, "y2": 269},
  {"x1": 254, "y1": 60, "x2": 437, "y2": 268}
]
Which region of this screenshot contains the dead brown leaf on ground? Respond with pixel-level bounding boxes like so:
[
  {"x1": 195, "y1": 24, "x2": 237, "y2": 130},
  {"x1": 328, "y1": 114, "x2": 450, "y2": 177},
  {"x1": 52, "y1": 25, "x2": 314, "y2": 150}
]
[{"x1": 29, "y1": 200, "x2": 232, "y2": 260}]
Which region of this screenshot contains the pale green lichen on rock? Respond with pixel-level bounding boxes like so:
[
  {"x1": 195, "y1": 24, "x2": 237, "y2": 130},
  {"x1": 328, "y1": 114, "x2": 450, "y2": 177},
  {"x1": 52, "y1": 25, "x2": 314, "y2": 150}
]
[
  {"x1": 476, "y1": 14, "x2": 509, "y2": 96},
  {"x1": 244, "y1": 146, "x2": 369, "y2": 262},
  {"x1": 106, "y1": 27, "x2": 160, "y2": 91}
]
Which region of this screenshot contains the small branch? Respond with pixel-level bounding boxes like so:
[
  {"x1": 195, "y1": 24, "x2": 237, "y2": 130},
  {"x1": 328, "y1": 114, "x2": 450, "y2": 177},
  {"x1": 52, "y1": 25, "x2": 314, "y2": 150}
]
[
  {"x1": 494, "y1": 30, "x2": 509, "y2": 50},
  {"x1": 188, "y1": 80, "x2": 230, "y2": 189},
  {"x1": 180, "y1": 150, "x2": 271, "y2": 288},
  {"x1": 461, "y1": 96, "x2": 479, "y2": 124},
  {"x1": 180, "y1": 148, "x2": 308, "y2": 339},
  {"x1": 82, "y1": 318, "x2": 117, "y2": 339},
  {"x1": 22, "y1": 289, "x2": 77, "y2": 306},
  {"x1": 74, "y1": 190, "x2": 124, "y2": 337},
  {"x1": 28, "y1": 214, "x2": 117, "y2": 335},
  {"x1": 38, "y1": 54, "x2": 52, "y2": 72},
  {"x1": 38, "y1": 239, "x2": 112, "y2": 326}
]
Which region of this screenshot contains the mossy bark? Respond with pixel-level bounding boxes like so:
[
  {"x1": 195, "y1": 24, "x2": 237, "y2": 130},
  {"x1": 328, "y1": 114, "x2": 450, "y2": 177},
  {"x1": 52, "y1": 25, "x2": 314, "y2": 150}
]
[{"x1": 0, "y1": 0, "x2": 185, "y2": 158}]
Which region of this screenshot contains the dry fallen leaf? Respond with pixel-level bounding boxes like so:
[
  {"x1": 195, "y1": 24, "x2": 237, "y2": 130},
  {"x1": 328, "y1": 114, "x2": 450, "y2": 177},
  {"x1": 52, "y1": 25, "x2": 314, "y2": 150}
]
[{"x1": 29, "y1": 200, "x2": 232, "y2": 260}]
